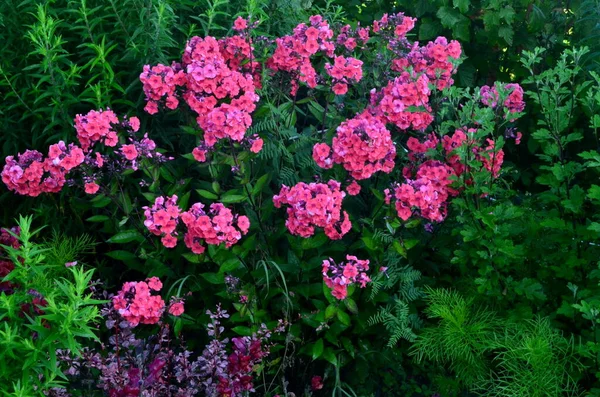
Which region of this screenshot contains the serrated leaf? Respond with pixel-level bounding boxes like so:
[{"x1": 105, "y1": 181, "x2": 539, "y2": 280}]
[{"x1": 453, "y1": 0, "x2": 469, "y2": 14}]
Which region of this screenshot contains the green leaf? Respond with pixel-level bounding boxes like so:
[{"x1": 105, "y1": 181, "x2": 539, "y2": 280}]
[
  {"x1": 344, "y1": 298, "x2": 358, "y2": 314},
  {"x1": 86, "y1": 215, "x2": 109, "y2": 222},
  {"x1": 220, "y1": 194, "x2": 247, "y2": 204},
  {"x1": 232, "y1": 326, "x2": 253, "y2": 336},
  {"x1": 498, "y1": 26, "x2": 514, "y2": 46},
  {"x1": 201, "y1": 272, "x2": 224, "y2": 284},
  {"x1": 252, "y1": 174, "x2": 270, "y2": 196},
  {"x1": 337, "y1": 310, "x2": 351, "y2": 326},
  {"x1": 453, "y1": 0, "x2": 469, "y2": 14},
  {"x1": 105, "y1": 250, "x2": 137, "y2": 261},
  {"x1": 90, "y1": 195, "x2": 111, "y2": 208},
  {"x1": 182, "y1": 253, "x2": 203, "y2": 263},
  {"x1": 220, "y1": 258, "x2": 241, "y2": 273},
  {"x1": 322, "y1": 348, "x2": 337, "y2": 366},
  {"x1": 325, "y1": 304, "x2": 337, "y2": 319},
  {"x1": 302, "y1": 233, "x2": 328, "y2": 250},
  {"x1": 312, "y1": 338, "x2": 324, "y2": 360},
  {"x1": 196, "y1": 189, "x2": 218, "y2": 200},
  {"x1": 107, "y1": 230, "x2": 143, "y2": 244},
  {"x1": 419, "y1": 19, "x2": 441, "y2": 40}
]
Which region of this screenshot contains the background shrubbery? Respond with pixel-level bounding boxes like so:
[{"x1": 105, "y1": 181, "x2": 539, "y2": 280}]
[{"x1": 2, "y1": 1, "x2": 600, "y2": 396}]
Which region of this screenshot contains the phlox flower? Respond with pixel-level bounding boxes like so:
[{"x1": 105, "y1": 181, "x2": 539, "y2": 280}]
[
  {"x1": 322, "y1": 255, "x2": 371, "y2": 300},
  {"x1": 112, "y1": 278, "x2": 166, "y2": 326},
  {"x1": 273, "y1": 180, "x2": 351, "y2": 240},
  {"x1": 180, "y1": 202, "x2": 250, "y2": 254},
  {"x1": 313, "y1": 112, "x2": 396, "y2": 180}
]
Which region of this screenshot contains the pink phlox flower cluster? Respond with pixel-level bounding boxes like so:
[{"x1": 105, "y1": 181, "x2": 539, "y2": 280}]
[
  {"x1": 376, "y1": 71, "x2": 433, "y2": 131},
  {"x1": 322, "y1": 255, "x2": 371, "y2": 300},
  {"x1": 141, "y1": 34, "x2": 260, "y2": 149},
  {"x1": 273, "y1": 180, "x2": 351, "y2": 240},
  {"x1": 313, "y1": 112, "x2": 395, "y2": 180},
  {"x1": 48, "y1": 141, "x2": 85, "y2": 171},
  {"x1": 182, "y1": 36, "x2": 259, "y2": 146},
  {"x1": 219, "y1": 34, "x2": 262, "y2": 89},
  {"x1": 480, "y1": 83, "x2": 525, "y2": 117},
  {"x1": 479, "y1": 139, "x2": 504, "y2": 178},
  {"x1": 266, "y1": 15, "x2": 335, "y2": 95},
  {"x1": 442, "y1": 129, "x2": 504, "y2": 178},
  {"x1": 392, "y1": 37, "x2": 461, "y2": 90},
  {"x1": 387, "y1": 161, "x2": 457, "y2": 222},
  {"x1": 118, "y1": 133, "x2": 159, "y2": 170},
  {"x1": 112, "y1": 277, "x2": 165, "y2": 327},
  {"x1": 74, "y1": 109, "x2": 120, "y2": 152},
  {"x1": 372, "y1": 13, "x2": 416, "y2": 39},
  {"x1": 335, "y1": 24, "x2": 370, "y2": 51},
  {"x1": 180, "y1": 202, "x2": 250, "y2": 254},
  {"x1": 325, "y1": 55, "x2": 363, "y2": 95},
  {"x1": 406, "y1": 133, "x2": 439, "y2": 162},
  {"x1": 140, "y1": 63, "x2": 187, "y2": 115},
  {"x1": 143, "y1": 195, "x2": 182, "y2": 248},
  {"x1": 2, "y1": 149, "x2": 67, "y2": 196}
]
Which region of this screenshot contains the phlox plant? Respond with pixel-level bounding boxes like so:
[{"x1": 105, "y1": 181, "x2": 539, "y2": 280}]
[{"x1": 1, "y1": 9, "x2": 535, "y2": 396}]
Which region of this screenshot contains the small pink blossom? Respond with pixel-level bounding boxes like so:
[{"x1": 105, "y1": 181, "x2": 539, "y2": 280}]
[
  {"x1": 250, "y1": 138, "x2": 263, "y2": 153},
  {"x1": 84, "y1": 182, "x2": 100, "y2": 194},
  {"x1": 121, "y1": 144, "x2": 139, "y2": 161},
  {"x1": 168, "y1": 302, "x2": 185, "y2": 316}
]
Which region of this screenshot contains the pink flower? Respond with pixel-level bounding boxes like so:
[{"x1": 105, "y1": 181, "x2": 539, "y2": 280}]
[
  {"x1": 192, "y1": 147, "x2": 207, "y2": 162},
  {"x1": 237, "y1": 216, "x2": 250, "y2": 233},
  {"x1": 147, "y1": 277, "x2": 163, "y2": 291},
  {"x1": 145, "y1": 101, "x2": 159, "y2": 115},
  {"x1": 322, "y1": 255, "x2": 370, "y2": 299},
  {"x1": 515, "y1": 132, "x2": 522, "y2": 145},
  {"x1": 311, "y1": 376, "x2": 324, "y2": 391},
  {"x1": 343, "y1": 264, "x2": 358, "y2": 278},
  {"x1": 129, "y1": 116, "x2": 140, "y2": 132},
  {"x1": 112, "y1": 280, "x2": 165, "y2": 326},
  {"x1": 313, "y1": 112, "x2": 395, "y2": 180},
  {"x1": 233, "y1": 16, "x2": 248, "y2": 31},
  {"x1": 332, "y1": 82, "x2": 348, "y2": 95},
  {"x1": 168, "y1": 302, "x2": 185, "y2": 316},
  {"x1": 274, "y1": 180, "x2": 351, "y2": 240},
  {"x1": 84, "y1": 182, "x2": 100, "y2": 194},
  {"x1": 250, "y1": 138, "x2": 263, "y2": 153},
  {"x1": 346, "y1": 181, "x2": 361, "y2": 196},
  {"x1": 95, "y1": 152, "x2": 104, "y2": 167},
  {"x1": 121, "y1": 144, "x2": 139, "y2": 161}
]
